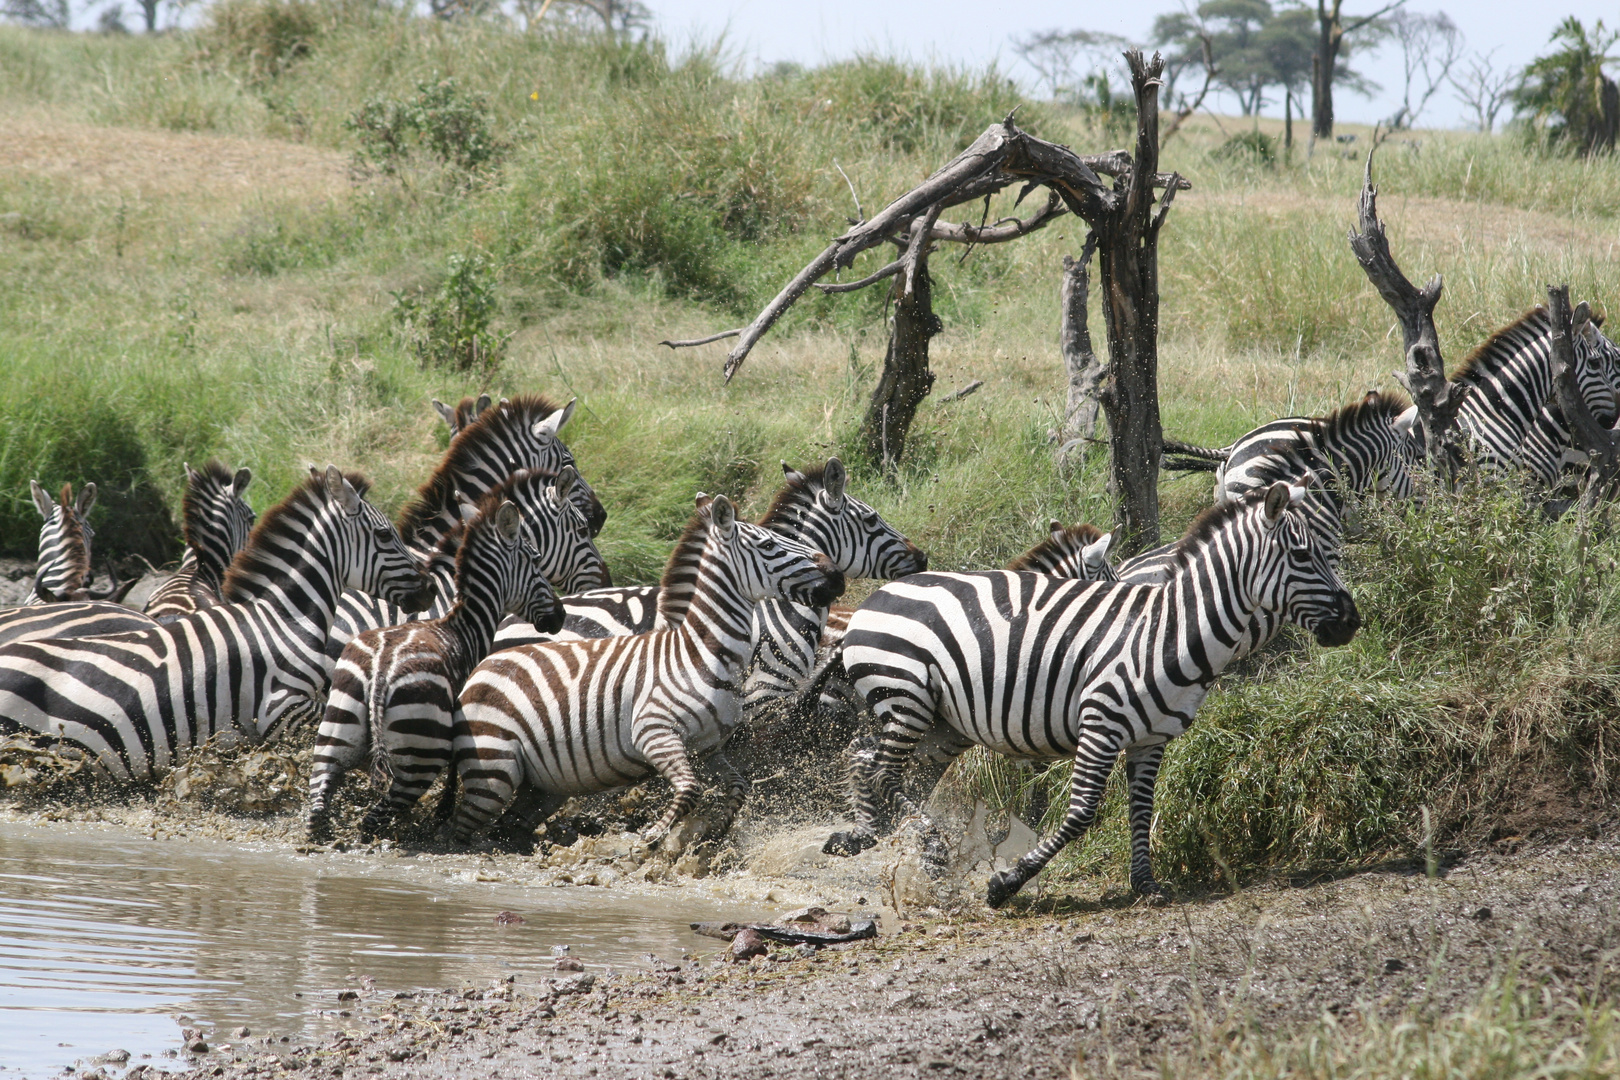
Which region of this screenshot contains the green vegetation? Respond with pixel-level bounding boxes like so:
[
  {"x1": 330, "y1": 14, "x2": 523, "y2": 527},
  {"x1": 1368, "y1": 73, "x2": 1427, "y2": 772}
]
[
  {"x1": 1512, "y1": 16, "x2": 1620, "y2": 156},
  {"x1": 3, "y1": 4, "x2": 1620, "y2": 900}
]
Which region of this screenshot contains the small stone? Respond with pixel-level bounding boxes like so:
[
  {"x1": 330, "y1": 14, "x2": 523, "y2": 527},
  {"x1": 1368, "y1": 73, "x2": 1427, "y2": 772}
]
[
  {"x1": 230, "y1": 1027, "x2": 251, "y2": 1039},
  {"x1": 336, "y1": 990, "x2": 359, "y2": 1001},
  {"x1": 1383, "y1": 958, "x2": 1406, "y2": 974},
  {"x1": 81, "y1": 1069, "x2": 109, "y2": 1080},
  {"x1": 1473, "y1": 907, "x2": 1493, "y2": 921},
  {"x1": 88, "y1": 1051, "x2": 130, "y2": 1066},
  {"x1": 387, "y1": 1049, "x2": 412, "y2": 1062},
  {"x1": 554, "y1": 957, "x2": 585, "y2": 972},
  {"x1": 494, "y1": 911, "x2": 526, "y2": 925},
  {"x1": 185, "y1": 1038, "x2": 209, "y2": 1055},
  {"x1": 730, "y1": 928, "x2": 768, "y2": 962},
  {"x1": 1073, "y1": 932, "x2": 1096, "y2": 945},
  {"x1": 551, "y1": 944, "x2": 571, "y2": 957}
]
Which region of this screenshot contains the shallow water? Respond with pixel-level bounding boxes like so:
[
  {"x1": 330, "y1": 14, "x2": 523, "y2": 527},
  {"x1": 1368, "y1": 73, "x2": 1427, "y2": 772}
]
[{"x1": 0, "y1": 820, "x2": 765, "y2": 1077}]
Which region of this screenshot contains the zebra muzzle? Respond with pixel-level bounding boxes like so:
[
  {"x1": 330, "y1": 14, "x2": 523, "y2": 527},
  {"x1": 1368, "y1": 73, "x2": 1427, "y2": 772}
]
[{"x1": 1311, "y1": 592, "x2": 1361, "y2": 647}]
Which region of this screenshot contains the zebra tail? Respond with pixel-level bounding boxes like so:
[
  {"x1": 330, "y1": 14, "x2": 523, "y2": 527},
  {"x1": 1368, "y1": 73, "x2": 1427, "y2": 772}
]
[
  {"x1": 1161, "y1": 438, "x2": 1228, "y2": 474},
  {"x1": 794, "y1": 649, "x2": 848, "y2": 719},
  {"x1": 365, "y1": 672, "x2": 395, "y2": 789}
]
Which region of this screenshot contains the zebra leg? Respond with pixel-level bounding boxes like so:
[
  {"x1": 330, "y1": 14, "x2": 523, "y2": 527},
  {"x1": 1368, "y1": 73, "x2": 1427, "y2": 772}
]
[
  {"x1": 1124, "y1": 741, "x2": 1168, "y2": 898},
  {"x1": 449, "y1": 725, "x2": 526, "y2": 845},
  {"x1": 986, "y1": 729, "x2": 1121, "y2": 909},
  {"x1": 306, "y1": 685, "x2": 370, "y2": 843},
  {"x1": 823, "y1": 697, "x2": 935, "y2": 857},
  {"x1": 634, "y1": 719, "x2": 704, "y2": 849},
  {"x1": 693, "y1": 752, "x2": 749, "y2": 843},
  {"x1": 489, "y1": 786, "x2": 568, "y2": 854}
]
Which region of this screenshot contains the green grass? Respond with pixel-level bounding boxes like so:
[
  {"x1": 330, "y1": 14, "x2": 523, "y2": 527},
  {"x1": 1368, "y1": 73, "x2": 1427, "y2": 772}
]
[{"x1": 4, "y1": 9, "x2": 1620, "y2": 893}]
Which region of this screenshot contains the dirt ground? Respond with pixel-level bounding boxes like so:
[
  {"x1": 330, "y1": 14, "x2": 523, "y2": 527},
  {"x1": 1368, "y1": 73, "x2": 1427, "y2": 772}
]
[{"x1": 105, "y1": 795, "x2": 1609, "y2": 1080}]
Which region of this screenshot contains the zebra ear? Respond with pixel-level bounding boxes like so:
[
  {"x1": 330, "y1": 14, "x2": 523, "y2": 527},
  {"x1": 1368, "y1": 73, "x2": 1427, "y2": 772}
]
[
  {"x1": 475, "y1": 392, "x2": 492, "y2": 416},
  {"x1": 1082, "y1": 531, "x2": 1113, "y2": 569},
  {"x1": 710, "y1": 494, "x2": 736, "y2": 535},
  {"x1": 553, "y1": 465, "x2": 578, "y2": 505},
  {"x1": 75, "y1": 483, "x2": 97, "y2": 518},
  {"x1": 1392, "y1": 406, "x2": 1418, "y2": 437},
  {"x1": 29, "y1": 480, "x2": 52, "y2": 520},
  {"x1": 432, "y1": 399, "x2": 456, "y2": 427},
  {"x1": 494, "y1": 501, "x2": 523, "y2": 545},
  {"x1": 1575, "y1": 301, "x2": 1595, "y2": 340},
  {"x1": 532, "y1": 399, "x2": 577, "y2": 440},
  {"x1": 324, "y1": 465, "x2": 363, "y2": 516},
  {"x1": 820, "y1": 458, "x2": 847, "y2": 510},
  {"x1": 1049, "y1": 521, "x2": 1066, "y2": 541},
  {"x1": 1262, "y1": 481, "x2": 1293, "y2": 524},
  {"x1": 458, "y1": 499, "x2": 481, "y2": 524},
  {"x1": 232, "y1": 468, "x2": 253, "y2": 496},
  {"x1": 782, "y1": 461, "x2": 806, "y2": 486}
]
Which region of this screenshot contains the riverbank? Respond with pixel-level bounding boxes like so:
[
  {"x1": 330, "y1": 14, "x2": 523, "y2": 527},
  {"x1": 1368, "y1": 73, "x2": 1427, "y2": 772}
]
[{"x1": 156, "y1": 830, "x2": 1620, "y2": 1080}]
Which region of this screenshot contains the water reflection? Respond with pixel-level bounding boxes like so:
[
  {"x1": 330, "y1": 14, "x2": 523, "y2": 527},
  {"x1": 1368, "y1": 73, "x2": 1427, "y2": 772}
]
[{"x1": 0, "y1": 821, "x2": 762, "y2": 1077}]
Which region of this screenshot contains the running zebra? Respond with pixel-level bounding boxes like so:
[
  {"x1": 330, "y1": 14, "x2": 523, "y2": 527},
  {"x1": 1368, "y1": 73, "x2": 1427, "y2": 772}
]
[
  {"x1": 433, "y1": 393, "x2": 493, "y2": 437},
  {"x1": 1443, "y1": 303, "x2": 1620, "y2": 487},
  {"x1": 449, "y1": 494, "x2": 845, "y2": 847},
  {"x1": 492, "y1": 459, "x2": 925, "y2": 709},
  {"x1": 23, "y1": 481, "x2": 97, "y2": 605},
  {"x1": 305, "y1": 495, "x2": 567, "y2": 842},
  {"x1": 0, "y1": 467, "x2": 431, "y2": 779},
  {"x1": 143, "y1": 462, "x2": 256, "y2": 623},
  {"x1": 823, "y1": 482, "x2": 1360, "y2": 908}
]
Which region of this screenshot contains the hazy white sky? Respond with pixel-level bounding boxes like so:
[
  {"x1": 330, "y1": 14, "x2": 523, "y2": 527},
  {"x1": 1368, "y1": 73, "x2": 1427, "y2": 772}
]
[{"x1": 648, "y1": 1, "x2": 1616, "y2": 131}]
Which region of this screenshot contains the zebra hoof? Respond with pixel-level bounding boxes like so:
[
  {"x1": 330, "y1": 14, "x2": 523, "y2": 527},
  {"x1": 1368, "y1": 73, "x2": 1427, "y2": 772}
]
[
  {"x1": 985, "y1": 870, "x2": 1024, "y2": 909},
  {"x1": 1131, "y1": 878, "x2": 1171, "y2": 905},
  {"x1": 822, "y1": 830, "x2": 876, "y2": 857},
  {"x1": 305, "y1": 816, "x2": 332, "y2": 845}
]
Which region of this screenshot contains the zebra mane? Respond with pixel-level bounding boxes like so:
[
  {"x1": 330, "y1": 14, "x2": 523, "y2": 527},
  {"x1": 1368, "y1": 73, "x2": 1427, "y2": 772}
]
[
  {"x1": 1169, "y1": 489, "x2": 1276, "y2": 570},
  {"x1": 1006, "y1": 524, "x2": 1106, "y2": 572},
  {"x1": 396, "y1": 394, "x2": 566, "y2": 546},
  {"x1": 50, "y1": 483, "x2": 91, "y2": 586},
  {"x1": 223, "y1": 470, "x2": 372, "y2": 603},
  {"x1": 1449, "y1": 307, "x2": 1549, "y2": 386},
  {"x1": 180, "y1": 461, "x2": 239, "y2": 550},
  {"x1": 1320, "y1": 390, "x2": 1411, "y2": 443},
  {"x1": 757, "y1": 464, "x2": 831, "y2": 530},
  {"x1": 655, "y1": 501, "x2": 714, "y2": 626}
]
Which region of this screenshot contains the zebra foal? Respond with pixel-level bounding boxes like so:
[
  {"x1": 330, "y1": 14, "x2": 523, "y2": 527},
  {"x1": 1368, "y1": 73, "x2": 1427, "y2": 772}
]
[
  {"x1": 450, "y1": 494, "x2": 845, "y2": 848},
  {"x1": 23, "y1": 480, "x2": 98, "y2": 605},
  {"x1": 144, "y1": 462, "x2": 256, "y2": 622},
  {"x1": 825, "y1": 481, "x2": 1360, "y2": 908},
  {"x1": 306, "y1": 495, "x2": 567, "y2": 842},
  {"x1": 0, "y1": 466, "x2": 431, "y2": 779}
]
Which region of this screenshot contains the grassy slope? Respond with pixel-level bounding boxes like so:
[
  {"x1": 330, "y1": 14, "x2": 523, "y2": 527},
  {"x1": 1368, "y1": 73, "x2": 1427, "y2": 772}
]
[{"x1": 4, "y1": 9, "x2": 1620, "y2": 894}]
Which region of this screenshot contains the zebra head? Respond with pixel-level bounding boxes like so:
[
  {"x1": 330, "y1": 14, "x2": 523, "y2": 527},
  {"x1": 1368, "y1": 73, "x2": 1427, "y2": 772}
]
[
  {"x1": 1008, "y1": 522, "x2": 1118, "y2": 581},
  {"x1": 1574, "y1": 303, "x2": 1620, "y2": 426},
  {"x1": 181, "y1": 461, "x2": 256, "y2": 573},
  {"x1": 1324, "y1": 390, "x2": 1419, "y2": 501},
  {"x1": 463, "y1": 497, "x2": 567, "y2": 634},
  {"x1": 487, "y1": 467, "x2": 611, "y2": 594},
  {"x1": 320, "y1": 466, "x2": 435, "y2": 614},
  {"x1": 703, "y1": 494, "x2": 845, "y2": 609},
  {"x1": 431, "y1": 392, "x2": 493, "y2": 437},
  {"x1": 1252, "y1": 480, "x2": 1360, "y2": 647},
  {"x1": 28, "y1": 480, "x2": 95, "y2": 599},
  {"x1": 763, "y1": 458, "x2": 927, "y2": 581}
]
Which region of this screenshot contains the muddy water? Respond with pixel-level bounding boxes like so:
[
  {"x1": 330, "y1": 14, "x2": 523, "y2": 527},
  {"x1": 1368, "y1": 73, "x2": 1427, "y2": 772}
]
[{"x1": 0, "y1": 821, "x2": 766, "y2": 1077}]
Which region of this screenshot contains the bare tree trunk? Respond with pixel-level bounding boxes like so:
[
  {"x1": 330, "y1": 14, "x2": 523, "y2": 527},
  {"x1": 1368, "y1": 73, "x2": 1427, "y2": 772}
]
[
  {"x1": 859, "y1": 249, "x2": 940, "y2": 472},
  {"x1": 1095, "y1": 52, "x2": 1173, "y2": 554},
  {"x1": 1054, "y1": 235, "x2": 1104, "y2": 447},
  {"x1": 1285, "y1": 88, "x2": 1294, "y2": 151},
  {"x1": 1312, "y1": 2, "x2": 1340, "y2": 140}
]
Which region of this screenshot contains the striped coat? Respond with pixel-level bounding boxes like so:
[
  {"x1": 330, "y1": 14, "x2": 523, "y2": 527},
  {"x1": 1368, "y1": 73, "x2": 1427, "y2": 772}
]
[
  {"x1": 449, "y1": 495, "x2": 845, "y2": 848},
  {"x1": 826, "y1": 482, "x2": 1359, "y2": 908},
  {"x1": 0, "y1": 467, "x2": 431, "y2": 779},
  {"x1": 144, "y1": 462, "x2": 256, "y2": 623},
  {"x1": 306, "y1": 496, "x2": 567, "y2": 842}
]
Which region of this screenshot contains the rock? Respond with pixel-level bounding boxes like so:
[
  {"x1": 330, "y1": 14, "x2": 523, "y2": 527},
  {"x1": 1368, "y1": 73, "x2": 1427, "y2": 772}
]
[
  {"x1": 494, "y1": 911, "x2": 526, "y2": 925},
  {"x1": 230, "y1": 1027, "x2": 250, "y2": 1039},
  {"x1": 185, "y1": 1038, "x2": 209, "y2": 1054},
  {"x1": 550, "y1": 973, "x2": 595, "y2": 995},
  {"x1": 554, "y1": 957, "x2": 585, "y2": 972},
  {"x1": 730, "y1": 928, "x2": 769, "y2": 961},
  {"x1": 552, "y1": 944, "x2": 570, "y2": 956},
  {"x1": 336, "y1": 989, "x2": 359, "y2": 1001},
  {"x1": 81, "y1": 1069, "x2": 109, "y2": 1080},
  {"x1": 88, "y1": 1051, "x2": 131, "y2": 1065},
  {"x1": 1383, "y1": 958, "x2": 1406, "y2": 974},
  {"x1": 1473, "y1": 907, "x2": 1493, "y2": 921}
]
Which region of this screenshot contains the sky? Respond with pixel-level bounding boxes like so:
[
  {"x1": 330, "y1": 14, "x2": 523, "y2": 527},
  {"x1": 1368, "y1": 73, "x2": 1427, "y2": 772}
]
[{"x1": 645, "y1": 1, "x2": 1618, "y2": 131}]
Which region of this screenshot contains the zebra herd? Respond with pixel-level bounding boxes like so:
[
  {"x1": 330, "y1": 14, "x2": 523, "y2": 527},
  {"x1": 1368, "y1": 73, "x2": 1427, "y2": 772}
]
[{"x1": 0, "y1": 296, "x2": 1612, "y2": 909}]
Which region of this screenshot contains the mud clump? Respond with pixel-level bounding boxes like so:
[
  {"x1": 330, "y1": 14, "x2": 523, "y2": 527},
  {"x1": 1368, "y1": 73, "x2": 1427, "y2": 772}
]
[
  {"x1": 160, "y1": 738, "x2": 305, "y2": 816},
  {"x1": 0, "y1": 734, "x2": 90, "y2": 793}
]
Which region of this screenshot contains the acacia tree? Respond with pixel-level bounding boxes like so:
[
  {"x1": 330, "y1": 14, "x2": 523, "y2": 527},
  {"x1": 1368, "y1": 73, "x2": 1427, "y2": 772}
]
[
  {"x1": 666, "y1": 52, "x2": 1188, "y2": 551},
  {"x1": 1311, "y1": 0, "x2": 1404, "y2": 140}
]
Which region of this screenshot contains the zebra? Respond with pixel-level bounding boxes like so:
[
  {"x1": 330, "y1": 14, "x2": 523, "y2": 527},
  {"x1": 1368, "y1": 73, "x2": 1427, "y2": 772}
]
[
  {"x1": 0, "y1": 466, "x2": 432, "y2": 779},
  {"x1": 433, "y1": 393, "x2": 493, "y2": 437},
  {"x1": 23, "y1": 481, "x2": 97, "y2": 605},
  {"x1": 323, "y1": 467, "x2": 608, "y2": 680},
  {"x1": 305, "y1": 495, "x2": 568, "y2": 843},
  {"x1": 143, "y1": 462, "x2": 256, "y2": 623},
  {"x1": 1439, "y1": 303, "x2": 1620, "y2": 488},
  {"x1": 491, "y1": 458, "x2": 925, "y2": 709},
  {"x1": 448, "y1": 493, "x2": 845, "y2": 848},
  {"x1": 822, "y1": 481, "x2": 1360, "y2": 908}
]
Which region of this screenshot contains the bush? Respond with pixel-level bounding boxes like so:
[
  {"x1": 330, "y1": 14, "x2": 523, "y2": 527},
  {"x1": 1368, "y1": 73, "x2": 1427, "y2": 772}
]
[
  {"x1": 347, "y1": 77, "x2": 504, "y2": 178},
  {"x1": 392, "y1": 251, "x2": 504, "y2": 371},
  {"x1": 1213, "y1": 128, "x2": 1277, "y2": 165},
  {"x1": 197, "y1": 0, "x2": 325, "y2": 84}
]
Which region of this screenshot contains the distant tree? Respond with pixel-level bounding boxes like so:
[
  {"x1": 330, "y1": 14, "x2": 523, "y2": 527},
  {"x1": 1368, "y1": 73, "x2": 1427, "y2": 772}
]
[
  {"x1": 1310, "y1": 0, "x2": 1405, "y2": 140},
  {"x1": 96, "y1": 1, "x2": 128, "y2": 30},
  {"x1": 1012, "y1": 28, "x2": 1133, "y2": 103},
  {"x1": 1152, "y1": 2, "x2": 1317, "y2": 118},
  {"x1": 2, "y1": 0, "x2": 70, "y2": 27},
  {"x1": 1385, "y1": 9, "x2": 1462, "y2": 129},
  {"x1": 1450, "y1": 49, "x2": 1516, "y2": 133},
  {"x1": 1511, "y1": 17, "x2": 1620, "y2": 156},
  {"x1": 511, "y1": 0, "x2": 650, "y2": 35}
]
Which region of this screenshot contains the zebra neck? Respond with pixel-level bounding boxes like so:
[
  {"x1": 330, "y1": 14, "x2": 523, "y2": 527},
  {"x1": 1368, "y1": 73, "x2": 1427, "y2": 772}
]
[
  {"x1": 1154, "y1": 541, "x2": 1267, "y2": 672},
  {"x1": 436, "y1": 592, "x2": 503, "y2": 682},
  {"x1": 678, "y1": 565, "x2": 760, "y2": 679}
]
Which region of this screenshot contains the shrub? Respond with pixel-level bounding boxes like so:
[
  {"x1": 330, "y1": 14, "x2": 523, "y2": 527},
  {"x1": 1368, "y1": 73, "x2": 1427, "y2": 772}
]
[
  {"x1": 347, "y1": 77, "x2": 504, "y2": 178},
  {"x1": 1213, "y1": 128, "x2": 1277, "y2": 165},
  {"x1": 197, "y1": 0, "x2": 325, "y2": 84},
  {"x1": 392, "y1": 251, "x2": 503, "y2": 371}
]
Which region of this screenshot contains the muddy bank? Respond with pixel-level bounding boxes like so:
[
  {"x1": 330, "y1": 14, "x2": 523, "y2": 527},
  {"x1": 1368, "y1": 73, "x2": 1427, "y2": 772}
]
[{"x1": 150, "y1": 834, "x2": 1620, "y2": 1080}]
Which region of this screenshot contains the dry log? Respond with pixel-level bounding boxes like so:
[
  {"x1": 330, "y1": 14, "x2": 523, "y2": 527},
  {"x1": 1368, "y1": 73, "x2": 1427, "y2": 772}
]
[
  {"x1": 1347, "y1": 147, "x2": 1468, "y2": 480},
  {"x1": 1054, "y1": 233, "x2": 1104, "y2": 444}
]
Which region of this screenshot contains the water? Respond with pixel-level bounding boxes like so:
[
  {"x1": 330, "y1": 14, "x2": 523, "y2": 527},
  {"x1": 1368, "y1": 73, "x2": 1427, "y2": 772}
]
[{"x1": 0, "y1": 820, "x2": 764, "y2": 1077}]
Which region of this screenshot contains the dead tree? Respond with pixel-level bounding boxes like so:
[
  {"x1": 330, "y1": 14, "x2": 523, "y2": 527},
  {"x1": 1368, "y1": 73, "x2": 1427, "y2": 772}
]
[
  {"x1": 1053, "y1": 233, "x2": 1103, "y2": 449},
  {"x1": 1347, "y1": 148, "x2": 1469, "y2": 482},
  {"x1": 665, "y1": 50, "x2": 1188, "y2": 551},
  {"x1": 1546, "y1": 284, "x2": 1620, "y2": 507}
]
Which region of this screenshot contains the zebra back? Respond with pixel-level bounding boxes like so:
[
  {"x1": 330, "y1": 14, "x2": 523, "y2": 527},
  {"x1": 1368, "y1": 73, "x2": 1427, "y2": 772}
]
[
  {"x1": 0, "y1": 466, "x2": 431, "y2": 779},
  {"x1": 396, "y1": 394, "x2": 606, "y2": 549},
  {"x1": 0, "y1": 601, "x2": 157, "y2": 646},
  {"x1": 24, "y1": 481, "x2": 95, "y2": 605},
  {"x1": 451, "y1": 495, "x2": 843, "y2": 843},
  {"x1": 144, "y1": 461, "x2": 256, "y2": 623}
]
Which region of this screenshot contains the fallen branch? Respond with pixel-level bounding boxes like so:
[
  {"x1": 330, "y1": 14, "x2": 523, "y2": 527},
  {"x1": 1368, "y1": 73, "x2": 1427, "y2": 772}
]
[
  {"x1": 937, "y1": 378, "x2": 985, "y2": 404},
  {"x1": 659, "y1": 328, "x2": 741, "y2": 349}
]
